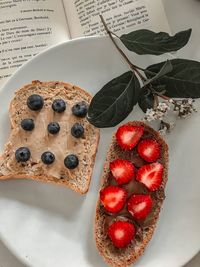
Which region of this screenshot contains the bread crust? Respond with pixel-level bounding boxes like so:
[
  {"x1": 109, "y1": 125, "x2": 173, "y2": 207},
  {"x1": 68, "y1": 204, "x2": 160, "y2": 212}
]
[
  {"x1": 94, "y1": 121, "x2": 168, "y2": 266},
  {"x1": 0, "y1": 80, "x2": 100, "y2": 194}
]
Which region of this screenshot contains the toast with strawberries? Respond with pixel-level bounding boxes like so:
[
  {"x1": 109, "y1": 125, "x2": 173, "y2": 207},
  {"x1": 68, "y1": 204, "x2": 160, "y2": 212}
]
[{"x1": 95, "y1": 121, "x2": 168, "y2": 267}]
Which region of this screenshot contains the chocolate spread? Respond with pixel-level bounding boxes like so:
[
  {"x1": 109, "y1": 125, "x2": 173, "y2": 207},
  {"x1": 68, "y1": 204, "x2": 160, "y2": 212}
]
[{"x1": 100, "y1": 130, "x2": 166, "y2": 249}]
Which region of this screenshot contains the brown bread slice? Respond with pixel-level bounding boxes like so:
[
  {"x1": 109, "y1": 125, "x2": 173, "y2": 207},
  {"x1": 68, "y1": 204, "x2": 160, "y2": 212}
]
[
  {"x1": 95, "y1": 121, "x2": 168, "y2": 266},
  {"x1": 0, "y1": 80, "x2": 100, "y2": 194}
]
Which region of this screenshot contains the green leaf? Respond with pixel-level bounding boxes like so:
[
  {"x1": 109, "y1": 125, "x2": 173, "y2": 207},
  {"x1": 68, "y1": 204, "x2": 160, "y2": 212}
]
[
  {"x1": 144, "y1": 60, "x2": 173, "y2": 87},
  {"x1": 138, "y1": 88, "x2": 154, "y2": 113},
  {"x1": 145, "y1": 59, "x2": 200, "y2": 98},
  {"x1": 153, "y1": 84, "x2": 166, "y2": 93},
  {"x1": 87, "y1": 71, "x2": 140, "y2": 128},
  {"x1": 120, "y1": 29, "x2": 192, "y2": 55}
]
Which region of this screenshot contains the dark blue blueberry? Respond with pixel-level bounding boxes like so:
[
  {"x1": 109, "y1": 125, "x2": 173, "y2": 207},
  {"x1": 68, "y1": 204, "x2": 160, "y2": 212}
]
[
  {"x1": 15, "y1": 147, "x2": 31, "y2": 162},
  {"x1": 41, "y1": 151, "x2": 55, "y2": 165},
  {"x1": 21, "y1": 118, "x2": 35, "y2": 131},
  {"x1": 71, "y1": 123, "x2": 84, "y2": 138},
  {"x1": 52, "y1": 99, "x2": 66, "y2": 113},
  {"x1": 48, "y1": 122, "x2": 60, "y2": 134},
  {"x1": 64, "y1": 154, "x2": 79, "y2": 169},
  {"x1": 27, "y1": 94, "x2": 44, "y2": 111},
  {"x1": 72, "y1": 101, "x2": 88, "y2": 117}
]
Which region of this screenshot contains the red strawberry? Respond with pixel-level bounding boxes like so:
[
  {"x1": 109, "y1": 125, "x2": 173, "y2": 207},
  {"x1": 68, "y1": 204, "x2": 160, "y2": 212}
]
[
  {"x1": 110, "y1": 159, "x2": 135, "y2": 185},
  {"x1": 138, "y1": 139, "x2": 160, "y2": 162},
  {"x1": 136, "y1": 163, "x2": 163, "y2": 191},
  {"x1": 108, "y1": 221, "x2": 135, "y2": 248},
  {"x1": 127, "y1": 194, "x2": 153, "y2": 220},
  {"x1": 116, "y1": 124, "x2": 144, "y2": 150},
  {"x1": 100, "y1": 186, "x2": 127, "y2": 213}
]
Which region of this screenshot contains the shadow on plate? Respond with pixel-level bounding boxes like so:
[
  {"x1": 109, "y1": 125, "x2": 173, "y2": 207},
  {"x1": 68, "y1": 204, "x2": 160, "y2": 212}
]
[
  {"x1": 0, "y1": 179, "x2": 85, "y2": 220},
  {"x1": 0, "y1": 238, "x2": 29, "y2": 267},
  {"x1": 84, "y1": 214, "x2": 107, "y2": 267},
  {"x1": 83, "y1": 191, "x2": 107, "y2": 266}
]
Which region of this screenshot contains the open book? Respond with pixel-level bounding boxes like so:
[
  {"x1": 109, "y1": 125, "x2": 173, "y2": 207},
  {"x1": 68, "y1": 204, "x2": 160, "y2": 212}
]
[{"x1": 0, "y1": 0, "x2": 170, "y2": 88}]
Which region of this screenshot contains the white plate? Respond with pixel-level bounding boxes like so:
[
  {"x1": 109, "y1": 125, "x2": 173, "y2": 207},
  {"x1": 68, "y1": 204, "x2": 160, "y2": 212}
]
[{"x1": 0, "y1": 37, "x2": 199, "y2": 267}]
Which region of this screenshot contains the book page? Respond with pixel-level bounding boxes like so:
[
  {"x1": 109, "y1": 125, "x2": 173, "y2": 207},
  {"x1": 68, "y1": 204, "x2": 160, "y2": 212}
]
[
  {"x1": 63, "y1": 0, "x2": 170, "y2": 38},
  {"x1": 0, "y1": 0, "x2": 70, "y2": 88}
]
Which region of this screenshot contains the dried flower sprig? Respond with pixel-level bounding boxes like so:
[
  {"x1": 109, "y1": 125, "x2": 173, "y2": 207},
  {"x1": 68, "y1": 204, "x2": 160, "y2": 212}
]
[
  {"x1": 158, "y1": 120, "x2": 175, "y2": 135},
  {"x1": 172, "y1": 98, "x2": 197, "y2": 118},
  {"x1": 143, "y1": 102, "x2": 170, "y2": 122},
  {"x1": 143, "y1": 94, "x2": 197, "y2": 134}
]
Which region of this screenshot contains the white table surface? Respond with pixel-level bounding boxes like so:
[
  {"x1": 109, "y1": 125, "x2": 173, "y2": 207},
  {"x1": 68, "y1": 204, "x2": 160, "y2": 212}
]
[
  {"x1": 163, "y1": 1, "x2": 200, "y2": 266},
  {"x1": 0, "y1": 0, "x2": 199, "y2": 266}
]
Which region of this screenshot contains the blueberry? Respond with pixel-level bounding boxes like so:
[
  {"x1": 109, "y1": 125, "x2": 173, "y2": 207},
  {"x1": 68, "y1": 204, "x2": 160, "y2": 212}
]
[
  {"x1": 15, "y1": 147, "x2": 31, "y2": 162},
  {"x1": 72, "y1": 101, "x2": 88, "y2": 117},
  {"x1": 71, "y1": 123, "x2": 84, "y2": 138},
  {"x1": 21, "y1": 118, "x2": 35, "y2": 131},
  {"x1": 52, "y1": 99, "x2": 66, "y2": 113},
  {"x1": 64, "y1": 154, "x2": 79, "y2": 169},
  {"x1": 48, "y1": 122, "x2": 60, "y2": 134},
  {"x1": 41, "y1": 151, "x2": 55, "y2": 165},
  {"x1": 27, "y1": 94, "x2": 44, "y2": 111}
]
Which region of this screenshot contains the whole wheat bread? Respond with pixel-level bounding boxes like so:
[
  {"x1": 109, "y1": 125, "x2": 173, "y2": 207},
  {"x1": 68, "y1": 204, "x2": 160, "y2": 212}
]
[
  {"x1": 95, "y1": 121, "x2": 168, "y2": 266},
  {"x1": 0, "y1": 80, "x2": 100, "y2": 194}
]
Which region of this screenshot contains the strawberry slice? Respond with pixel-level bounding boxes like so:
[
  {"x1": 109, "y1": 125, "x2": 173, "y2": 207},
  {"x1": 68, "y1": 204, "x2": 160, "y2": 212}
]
[
  {"x1": 108, "y1": 221, "x2": 135, "y2": 248},
  {"x1": 116, "y1": 124, "x2": 144, "y2": 150},
  {"x1": 138, "y1": 139, "x2": 160, "y2": 162},
  {"x1": 100, "y1": 186, "x2": 127, "y2": 213},
  {"x1": 136, "y1": 163, "x2": 163, "y2": 191},
  {"x1": 127, "y1": 194, "x2": 153, "y2": 220},
  {"x1": 110, "y1": 159, "x2": 135, "y2": 185}
]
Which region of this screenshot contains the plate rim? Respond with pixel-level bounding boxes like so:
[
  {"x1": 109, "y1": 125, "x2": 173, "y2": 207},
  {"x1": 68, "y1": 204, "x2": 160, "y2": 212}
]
[{"x1": 0, "y1": 35, "x2": 105, "y2": 94}]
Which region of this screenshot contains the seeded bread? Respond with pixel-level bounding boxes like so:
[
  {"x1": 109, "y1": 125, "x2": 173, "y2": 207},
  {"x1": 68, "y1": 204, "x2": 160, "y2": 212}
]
[
  {"x1": 0, "y1": 80, "x2": 100, "y2": 194},
  {"x1": 95, "y1": 121, "x2": 168, "y2": 266}
]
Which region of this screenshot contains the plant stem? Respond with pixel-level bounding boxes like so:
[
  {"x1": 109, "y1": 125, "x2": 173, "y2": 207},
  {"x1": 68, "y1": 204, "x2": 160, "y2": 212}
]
[
  {"x1": 156, "y1": 93, "x2": 170, "y2": 101},
  {"x1": 150, "y1": 86, "x2": 172, "y2": 102},
  {"x1": 100, "y1": 15, "x2": 146, "y2": 82},
  {"x1": 153, "y1": 94, "x2": 159, "y2": 109},
  {"x1": 109, "y1": 31, "x2": 120, "y2": 38}
]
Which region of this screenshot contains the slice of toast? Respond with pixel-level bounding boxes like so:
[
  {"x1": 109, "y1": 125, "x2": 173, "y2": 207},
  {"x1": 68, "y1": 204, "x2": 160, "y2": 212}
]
[
  {"x1": 0, "y1": 80, "x2": 100, "y2": 194},
  {"x1": 95, "y1": 121, "x2": 168, "y2": 266}
]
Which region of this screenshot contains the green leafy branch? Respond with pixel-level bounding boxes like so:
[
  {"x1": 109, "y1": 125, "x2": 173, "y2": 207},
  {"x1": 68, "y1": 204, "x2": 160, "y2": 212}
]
[{"x1": 87, "y1": 15, "x2": 199, "y2": 130}]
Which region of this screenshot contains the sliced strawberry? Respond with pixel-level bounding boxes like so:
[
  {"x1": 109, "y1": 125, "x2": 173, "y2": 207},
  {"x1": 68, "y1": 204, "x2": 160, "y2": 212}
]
[
  {"x1": 138, "y1": 139, "x2": 160, "y2": 162},
  {"x1": 100, "y1": 186, "x2": 127, "y2": 213},
  {"x1": 116, "y1": 124, "x2": 144, "y2": 150},
  {"x1": 127, "y1": 194, "x2": 153, "y2": 220},
  {"x1": 136, "y1": 163, "x2": 163, "y2": 191},
  {"x1": 108, "y1": 221, "x2": 135, "y2": 248},
  {"x1": 110, "y1": 159, "x2": 135, "y2": 185}
]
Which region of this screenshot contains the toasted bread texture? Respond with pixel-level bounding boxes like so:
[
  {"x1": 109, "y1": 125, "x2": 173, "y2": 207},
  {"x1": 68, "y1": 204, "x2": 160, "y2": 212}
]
[
  {"x1": 0, "y1": 80, "x2": 100, "y2": 194},
  {"x1": 95, "y1": 121, "x2": 168, "y2": 266}
]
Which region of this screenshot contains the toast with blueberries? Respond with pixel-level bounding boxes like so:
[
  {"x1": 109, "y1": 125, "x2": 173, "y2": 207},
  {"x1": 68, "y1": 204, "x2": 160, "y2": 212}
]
[
  {"x1": 95, "y1": 122, "x2": 168, "y2": 266},
  {"x1": 0, "y1": 80, "x2": 100, "y2": 194}
]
